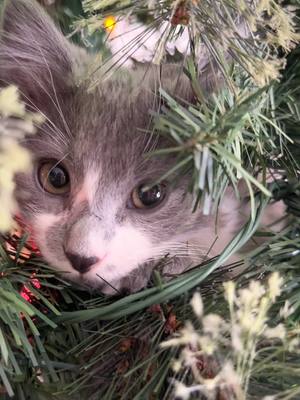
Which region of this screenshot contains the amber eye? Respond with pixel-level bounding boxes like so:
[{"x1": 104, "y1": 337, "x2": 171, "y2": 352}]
[
  {"x1": 38, "y1": 161, "x2": 70, "y2": 194},
  {"x1": 131, "y1": 183, "x2": 167, "y2": 209}
]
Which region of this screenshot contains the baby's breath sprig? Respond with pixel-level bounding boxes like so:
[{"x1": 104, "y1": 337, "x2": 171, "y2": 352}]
[
  {"x1": 0, "y1": 86, "x2": 43, "y2": 232},
  {"x1": 162, "y1": 273, "x2": 299, "y2": 400}
]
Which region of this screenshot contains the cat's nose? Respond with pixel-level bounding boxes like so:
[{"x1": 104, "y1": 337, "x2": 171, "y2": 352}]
[{"x1": 65, "y1": 252, "x2": 99, "y2": 274}]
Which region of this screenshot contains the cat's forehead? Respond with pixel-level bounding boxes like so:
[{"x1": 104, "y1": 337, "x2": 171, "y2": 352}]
[
  {"x1": 74, "y1": 87, "x2": 150, "y2": 149},
  {"x1": 73, "y1": 74, "x2": 156, "y2": 138},
  {"x1": 70, "y1": 83, "x2": 156, "y2": 176}
]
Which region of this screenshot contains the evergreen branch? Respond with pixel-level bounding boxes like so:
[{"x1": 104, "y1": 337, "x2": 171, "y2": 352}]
[
  {"x1": 78, "y1": 0, "x2": 300, "y2": 85},
  {"x1": 0, "y1": 2, "x2": 300, "y2": 399},
  {"x1": 152, "y1": 78, "x2": 293, "y2": 215}
]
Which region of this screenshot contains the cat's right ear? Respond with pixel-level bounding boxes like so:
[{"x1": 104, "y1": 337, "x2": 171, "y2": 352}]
[{"x1": 0, "y1": 0, "x2": 75, "y2": 112}]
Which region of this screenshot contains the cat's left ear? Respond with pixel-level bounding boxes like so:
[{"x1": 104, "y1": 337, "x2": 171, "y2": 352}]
[
  {"x1": 0, "y1": 0, "x2": 76, "y2": 112},
  {"x1": 145, "y1": 60, "x2": 223, "y2": 107}
]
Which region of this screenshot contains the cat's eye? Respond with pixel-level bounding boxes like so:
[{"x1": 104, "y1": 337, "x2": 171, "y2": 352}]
[
  {"x1": 38, "y1": 161, "x2": 70, "y2": 194},
  {"x1": 131, "y1": 182, "x2": 167, "y2": 209}
]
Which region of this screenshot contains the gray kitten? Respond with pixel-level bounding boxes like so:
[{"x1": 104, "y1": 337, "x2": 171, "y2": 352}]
[{"x1": 0, "y1": 0, "x2": 270, "y2": 295}]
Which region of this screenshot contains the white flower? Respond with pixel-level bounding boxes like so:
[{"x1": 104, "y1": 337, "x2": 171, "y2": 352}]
[
  {"x1": 173, "y1": 381, "x2": 192, "y2": 400},
  {"x1": 198, "y1": 335, "x2": 217, "y2": 355},
  {"x1": 181, "y1": 347, "x2": 197, "y2": 367},
  {"x1": 288, "y1": 338, "x2": 300, "y2": 352},
  {"x1": 268, "y1": 272, "x2": 283, "y2": 301},
  {"x1": 223, "y1": 281, "x2": 236, "y2": 308},
  {"x1": 202, "y1": 314, "x2": 224, "y2": 338},
  {"x1": 161, "y1": 322, "x2": 198, "y2": 348},
  {"x1": 264, "y1": 324, "x2": 286, "y2": 340},
  {"x1": 279, "y1": 300, "x2": 294, "y2": 318},
  {"x1": 231, "y1": 323, "x2": 243, "y2": 353},
  {"x1": 0, "y1": 86, "x2": 42, "y2": 232},
  {"x1": 171, "y1": 359, "x2": 182, "y2": 373},
  {"x1": 219, "y1": 361, "x2": 241, "y2": 387},
  {"x1": 249, "y1": 280, "x2": 266, "y2": 300},
  {"x1": 190, "y1": 292, "x2": 203, "y2": 318},
  {"x1": 0, "y1": 86, "x2": 25, "y2": 117}
]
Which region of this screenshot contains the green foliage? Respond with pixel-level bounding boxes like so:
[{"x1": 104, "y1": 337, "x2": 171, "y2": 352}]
[
  {"x1": 0, "y1": 0, "x2": 299, "y2": 399},
  {"x1": 46, "y1": 0, "x2": 107, "y2": 50},
  {"x1": 0, "y1": 194, "x2": 299, "y2": 398},
  {"x1": 0, "y1": 240, "x2": 68, "y2": 398},
  {"x1": 79, "y1": 0, "x2": 300, "y2": 82}
]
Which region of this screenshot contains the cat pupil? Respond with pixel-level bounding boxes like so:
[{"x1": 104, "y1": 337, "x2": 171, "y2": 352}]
[
  {"x1": 49, "y1": 167, "x2": 68, "y2": 188},
  {"x1": 139, "y1": 184, "x2": 162, "y2": 206}
]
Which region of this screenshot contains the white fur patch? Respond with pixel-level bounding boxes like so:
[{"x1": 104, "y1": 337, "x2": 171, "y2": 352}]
[
  {"x1": 84, "y1": 223, "x2": 153, "y2": 293},
  {"x1": 74, "y1": 170, "x2": 100, "y2": 208},
  {"x1": 33, "y1": 210, "x2": 153, "y2": 294},
  {"x1": 33, "y1": 212, "x2": 62, "y2": 235},
  {"x1": 32, "y1": 212, "x2": 74, "y2": 275}
]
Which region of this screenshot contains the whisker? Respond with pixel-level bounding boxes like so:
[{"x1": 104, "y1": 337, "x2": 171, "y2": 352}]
[
  {"x1": 38, "y1": 49, "x2": 72, "y2": 138},
  {"x1": 96, "y1": 273, "x2": 121, "y2": 294},
  {"x1": 203, "y1": 236, "x2": 219, "y2": 261}
]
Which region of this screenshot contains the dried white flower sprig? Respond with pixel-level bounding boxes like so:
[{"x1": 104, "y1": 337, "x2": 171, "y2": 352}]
[
  {"x1": 0, "y1": 86, "x2": 43, "y2": 231},
  {"x1": 161, "y1": 272, "x2": 300, "y2": 400}
]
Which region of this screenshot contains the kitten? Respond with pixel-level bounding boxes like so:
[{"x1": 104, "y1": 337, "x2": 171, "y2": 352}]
[{"x1": 0, "y1": 0, "x2": 273, "y2": 295}]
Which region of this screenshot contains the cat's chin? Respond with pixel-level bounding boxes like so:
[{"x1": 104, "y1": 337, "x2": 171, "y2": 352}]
[
  {"x1": 47, "y1": 255, "x2": 196, "y2": 295},
  {"x1": 57, "y1": 263, "x2": 154, "y2": 296},
  {"x1": 37, "y1": 245, "x2": 145, "y2": 295},
  {"x1": 56, "y1": 269, "x2": 133, "y2": 296}
]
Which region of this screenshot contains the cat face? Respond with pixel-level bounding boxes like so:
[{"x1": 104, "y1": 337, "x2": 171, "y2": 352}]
[
  {"x1": 0, "y1": 0, "x2": 220, "y2": 294},
  {"x1": 16, "y1": 83, "x2": 206, "y2": 294}
]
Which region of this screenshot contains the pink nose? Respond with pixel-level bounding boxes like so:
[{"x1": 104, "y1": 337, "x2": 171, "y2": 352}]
[{"x1": 65, "y1": 252, "x2": 99, "y2": 273}]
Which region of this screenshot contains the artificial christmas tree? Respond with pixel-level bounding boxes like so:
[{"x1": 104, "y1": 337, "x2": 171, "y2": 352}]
[{"x1": 0, "y1": 0, "x2": 299, "y2": 399}]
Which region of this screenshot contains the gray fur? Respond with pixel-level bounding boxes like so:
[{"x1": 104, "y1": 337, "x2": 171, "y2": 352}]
[{"x1": 1, "y1": 0, "x2": 246, "y2": 294}]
